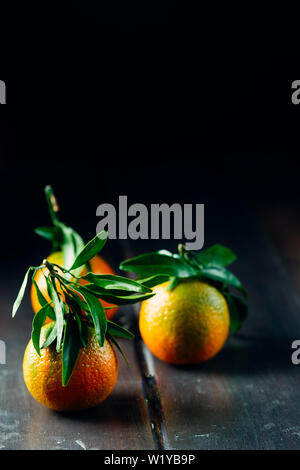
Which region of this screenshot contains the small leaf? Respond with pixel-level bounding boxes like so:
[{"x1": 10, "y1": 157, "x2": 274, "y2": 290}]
[
  {"x1": 71, "y1": 229, "x2": 85, "y2": 256},
  {"x1": 12, "y1": 267, "x2": 33, "y2": 317},
  {"x1": 224, "y1": 292, "x2": 248, "y2": 333},
  {"x1": 62, "y1": 317, "x2": 82, "y2": 386},
  {"x1": 70, "y1": 286, "x2": 107, "y2": 347},
  {"x1": 34, "y1": 226, "x2": 61, "y2": 243},
  {"x1": 107, "y1": 333, "x2": 130, "y2": 366},
  {"x1": 81, "y1": 273, "x2": 152, "y2": 294},
  {"x1": 41, "y1": 322, "x2": 58, "y2": 349},
  {"x1": 200, "y1": 265, "x2": 247, "y2": 297},
  {"x1": 195, "y1": 244, "x2": 237, "y2": 267},
  {"x1": 32, "y1": 279, "x2": 56, "y2": 321},
  {"x1": 66, "y1": 289, "x2": 90, "y2": 313},
  {"x1": 70, "y1": 231, "x2": 108, "y2": 270},
  {"x1": 59, "y1": 223, "x2": 77, "y2": 272},
  {"x1": 166, "y1": 277, "x2": 180, "y2": 291},
  {"x1": 64, "y1": 293, "x2": 88, "y2": 347},
  {"x1": 136, "y1": 274, "x2": 170, "y2": 288},
  {"x1": 83, "y1": 286, "x2": 155, "y2": 305},
  {"x1": 107, "y1": 321, "x2": 134, "y2": 339},
  {"x1": 120, "y1": 251, "x2": 197, "y2": 278},
  {"x1": 48, "y1": 277, "x2": 64, "y2": 351},
  {"x1": 31, "y1": 303, "x2": 52, "y2": 355},
  {"x1": 74, "y1": 314, "x2": 88, "y2": 348}
]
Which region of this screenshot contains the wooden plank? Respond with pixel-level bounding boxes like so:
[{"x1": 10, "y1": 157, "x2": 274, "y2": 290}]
[
  {"x1": 124, "y1": 204, "x2": 300, "y2": 449},
  {"x1": 0, "y1": 277, "x2": 154, "y2": 450}
]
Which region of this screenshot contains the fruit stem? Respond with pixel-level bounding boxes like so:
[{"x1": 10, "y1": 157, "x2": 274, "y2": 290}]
[
  {"x1": 43, "y1": 259, "x2": 57, "y2": 277},
  {"x1": 44, "y1": 185, "x2": 60, "y2": 227},
  {"x1": 178, "y1": 243, "x2": 187, "y2": 258}
]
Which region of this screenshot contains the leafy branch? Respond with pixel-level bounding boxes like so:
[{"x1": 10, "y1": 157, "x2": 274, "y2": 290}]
[
  {"x1": 12, "y1": 231, "x2": 154, "y2": 386},
  {"x1": 120, "y1": 243, "x2": 248, "y2": 333}
]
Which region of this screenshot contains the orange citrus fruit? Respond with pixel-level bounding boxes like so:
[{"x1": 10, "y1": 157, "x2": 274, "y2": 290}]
[
  {"x1": 23, "y1": 322, "x2": 118, "y2": 411},
  {"x1": 31, "y1": 251, "x2": 118, "y2": 320},
  {"x1": 139, "y1": 280, "x2": 230, "y2": 364}
]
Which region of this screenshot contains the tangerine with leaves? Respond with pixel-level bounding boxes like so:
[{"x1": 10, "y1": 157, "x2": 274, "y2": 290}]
[
  {"x1": 12, "y1": 190, "x2": 155, "y2": 411},
  {"x1": 31, "y1": 185, "x2": 118, "y2": 319},
  {"x1": 120, "y1": 243, "x2": 248, "y2": 364}
]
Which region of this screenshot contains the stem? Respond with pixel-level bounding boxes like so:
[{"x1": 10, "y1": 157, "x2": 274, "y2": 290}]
[
  {"x1": 44, "y1": 185, "x2": 60, "y2": 227},
  {"x1": 178, "y1": 243, "x2": 187, "y2": 258}
]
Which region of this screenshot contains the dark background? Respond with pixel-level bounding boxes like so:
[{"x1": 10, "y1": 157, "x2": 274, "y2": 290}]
[{"x1": 0, "y1": 1, "x2": 299, "y2": 276}]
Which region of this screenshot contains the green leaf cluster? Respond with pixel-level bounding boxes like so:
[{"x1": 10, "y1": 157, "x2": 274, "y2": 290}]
[
  {"x1": 12, "y1": 230, "x2": 151, "y2": 387},
  {"x1": 120, "y1": 243, "x2": 248, "y2": 333}
]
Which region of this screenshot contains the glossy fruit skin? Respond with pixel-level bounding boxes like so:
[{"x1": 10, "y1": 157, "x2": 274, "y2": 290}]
[
  {"x1": 139, "y1": 280, "x2": 230, "y2": 364},
  {"x1": 31, "y1": 251, "x2": 118, "y2": 320},
  {"x1": 23, "y1": 323, "x2": 118, "y2": 411}
]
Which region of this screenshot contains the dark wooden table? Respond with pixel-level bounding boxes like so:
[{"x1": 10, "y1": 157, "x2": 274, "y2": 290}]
[{"x1": 1, "y1": 202, "x2": 300, "y2": 450}]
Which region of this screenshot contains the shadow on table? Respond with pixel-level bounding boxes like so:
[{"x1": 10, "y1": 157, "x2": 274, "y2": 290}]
[
  {"x1": 56, "y1": 391, "x2": 145, "y2": 424},
  {"x1": 167, "y1": 334, "x2": 295, "y2": 376}
]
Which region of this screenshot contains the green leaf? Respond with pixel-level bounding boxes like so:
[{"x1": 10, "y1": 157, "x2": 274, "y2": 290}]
[
  {"x1": 62, "y1": 317, "x2": 82, "y2": 386},
  {"x1": 200, "y1": 265, "x2": 247, "y2": 297},
  {"x1": 12, "y1": 267, "x2": 33, "y2": 317},
  {"x1": 119, "y1": 251, "x2": 197, "y2": 278},
  {"x1": 66, "y1": 289, "x2": 89, "y2": 313},
  {"x1": 32, "y1": 279, "x2": 56, "y2": 321},
  {"x1": 135, "y1": 274, "x2": 170, "y2": 288},
  {"x1": 34, "y1": 226, "x2": 61, "y2": 243},
  {"x1": 166, "y1": 277, "x2": 180, "y2": 291},
  {"x1": 41, "y1": 322, "x2": 58, "y2": 349},
  {"x1": 107, "y1": 320, "x2": 134, "y2": 339},
  {"x1": 224, "y1": 292, "x2": 248, "y2": 333},
  {"x1": 71, "y1": 229, "x2": 85, "y2": 256},
  {"x1": 70, "y1": 286, "x2": 107, "y2": 347},
  {"x1": 48, "y1": 277, "x2": 64, "y2": 351},
  {"x1": 74, "y1": 314, "x2": 88, "y2": 348},
  {"x1": 107, "y1": 333, "x2": 130, "y2": 366},
  {"x1": 59, "y1": 223, "x2": 77, "y2": 271},
  {"x1": 83, "y1": 286, "x2": 155, "y2": 305},
  {"x1": 31, "y1": 303, "x2": 52, "y2": 355},
  {"x1": 64, "y1": 293, "x2": 88, "y2": 347},
  {"x1": 195, "y1": 244, "x2": 237, "y2": 268},
  {"x1": 70, "y1": 231, "x2": 108, "y2": 271},
  {"x1": 81, "y1": 273, "x2": 152, "y2": 294}
]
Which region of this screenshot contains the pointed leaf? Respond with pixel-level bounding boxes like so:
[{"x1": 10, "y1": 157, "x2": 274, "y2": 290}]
[
  {"x1": 41, "y1": 322, "x2": 58, "y2": 349},
  {"x1": 120, "y1": 251, "x2": 197, "y2": 278},
  {"x1": 195, "y1": 244, "x2": 237, "y2": 267},
  {"x1": 32, "y1": 279, "x2": 56, "y2": 320},
  {"x1": 81, "y1": 273, "x2": 152, "y2": 294},
  {"x1": 62, "y1": 317, "x2": 82, "y2": 386},
  {"x1": 83, "y1": 286, "x2": 155, "y2": 305},
  {"x1": 136, "y1": 274, "x2": 170, "y2": 288},
  {"x1": 34, "y1": 226, "x2": 61, "y2": 243},
  {"x1": 31, "y1": 303, "x2": 52, "y2": 355},
  {"x1": 12, "y1": 267, "x2": 33, "y2": 317},
  {"x1": 107, "y1": 320, "x2": 134, "y2": 339},
  {"x1": 70, "y1": 286, "x2": 107, "y2": 347},
  {"x1": 108, "y1": 333, "x2": 130, "y2": 366},
  {"x1": 48, "y1": 277, "x2": 64, "y2": 351},
  {"x1": 200, "y1": 265, "x2": 247, "y2": 297},
  {"x1": 70, "y1": 231, "x2": 108, "y2": 270}
]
